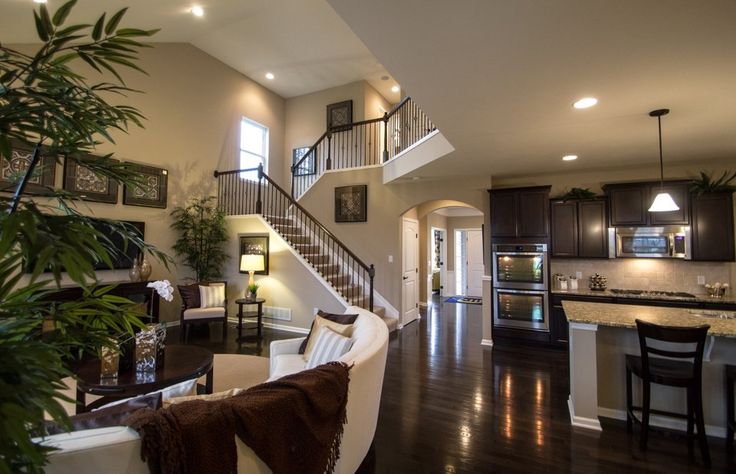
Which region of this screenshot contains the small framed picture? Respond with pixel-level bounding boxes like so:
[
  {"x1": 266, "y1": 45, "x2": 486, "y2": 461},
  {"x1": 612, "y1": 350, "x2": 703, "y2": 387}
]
[
  {"x1": 335, "y1": 185, "x2": 367, "y2": 223},
  {"x1": 0, "y1": 141, "x2": 56, "y2": 195},
  {"x1": 239, "y1": 234, "x2": 269, "y2": 275},
  {"x1": 326, "y1": 100, "x2": 353, "y2": 132},
  {"x1": 292, "y1": 146, "x2": 315, "y2": 176},
  {"x1": 63, "y1": 153, "x2": 119, "y2": 203},
  {"x1": 123, "y1": 163, "x2": 168, "y2": 208}
]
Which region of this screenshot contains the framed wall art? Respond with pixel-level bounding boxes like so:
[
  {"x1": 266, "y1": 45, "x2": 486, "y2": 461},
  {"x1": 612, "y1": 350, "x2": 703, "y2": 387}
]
[
  {"x1": 123, "y1": 163, "x2": 168, "y2": 208},
  {"x1": 292, "y1": 146, "x2": 315, "y2": 176},
  {"x1": 0, "y1": 141, "x2": 56, "y2": 194},
  {"x1": 326, "y1": 100, "x2": 353, "y2": 132},
  {"x1": 238, "y1": 233, "x2": 269, "y2": 275},
  {"x1": 334, "y1": 184, "x2": 367, "y2": 223},
  {"x1": 63, "y1": 153, "x2": 119, "y2": 203}
]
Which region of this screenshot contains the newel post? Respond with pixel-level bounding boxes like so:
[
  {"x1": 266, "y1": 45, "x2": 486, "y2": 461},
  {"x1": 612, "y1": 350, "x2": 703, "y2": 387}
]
[
  {"x1": 326, "y1": 132, "x2": 332, "y2": 171},
  {"x1": 368, "y1": 264, "x2": 375, "y2": 312},
  {"x1": 256, "y1": 163, "x2": 263, "y2": 215},
  {"x1": 382, "y1": 112, "x2": 389, "y2": 162}
]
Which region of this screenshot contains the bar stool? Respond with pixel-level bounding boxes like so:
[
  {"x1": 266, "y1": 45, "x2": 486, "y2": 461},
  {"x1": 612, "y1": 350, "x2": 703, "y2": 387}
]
[
  {"x1": 625, "y1": 319, "x2": 710, "y2": 467},
  {"x1": 727, "y1": 364, "x2": 735, "y2": 450}
]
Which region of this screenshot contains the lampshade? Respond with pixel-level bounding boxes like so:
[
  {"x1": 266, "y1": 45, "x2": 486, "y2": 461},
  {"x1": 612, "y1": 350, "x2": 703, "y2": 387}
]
[
  {"x1": 240, "y1": 254, "x2": 265, "y2": 272},
  {"x1": 648, "y1": 192, "x2": 680, "y2": 212}
]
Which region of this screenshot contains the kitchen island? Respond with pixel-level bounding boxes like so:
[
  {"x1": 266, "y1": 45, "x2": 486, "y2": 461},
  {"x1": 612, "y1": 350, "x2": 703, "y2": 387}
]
[{"x1": 563, "y1": 300, "x2": 736, "y2": 435}]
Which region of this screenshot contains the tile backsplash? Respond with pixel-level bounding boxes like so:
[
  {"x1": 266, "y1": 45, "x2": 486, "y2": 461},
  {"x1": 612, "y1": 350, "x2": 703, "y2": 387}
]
[{"x1": 551, "y1": 259, "x2": 732, "y2": 296}]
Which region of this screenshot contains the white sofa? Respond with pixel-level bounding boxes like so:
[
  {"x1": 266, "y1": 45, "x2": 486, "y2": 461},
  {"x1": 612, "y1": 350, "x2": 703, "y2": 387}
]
[{"x1": 39, "y1": 306, "x2": 389, "y2": 474}]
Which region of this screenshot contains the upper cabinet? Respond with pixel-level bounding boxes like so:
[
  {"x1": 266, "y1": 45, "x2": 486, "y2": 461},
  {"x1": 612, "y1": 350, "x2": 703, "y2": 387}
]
[
  {"x1": 489, "y1": 186, "x2": 551, "y2": 241},
  {"x1": 550, "y1": 199, "x2": 608, "y2": 258},
  {"x1": 691, "y1": 192, "x2": 735, "y2": 262},
  {"x1": 604, "y1": 181, "x2": 690, "y2": 227}
]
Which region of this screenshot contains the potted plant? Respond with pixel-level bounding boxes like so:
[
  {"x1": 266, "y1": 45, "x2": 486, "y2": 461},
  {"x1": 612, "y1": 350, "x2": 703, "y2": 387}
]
[
  {"x1": 170, "y1": 196, "x2": 229, "y2": 282},
  {"x1": 689, "y1": 170, "x2": 736, "y2": 195},
  {"x1": 0, "y1": 1, "x2": 164, "y2": 471},
  {"x1": 247, "y1": 283, "x2": 260, "y2": 300}
]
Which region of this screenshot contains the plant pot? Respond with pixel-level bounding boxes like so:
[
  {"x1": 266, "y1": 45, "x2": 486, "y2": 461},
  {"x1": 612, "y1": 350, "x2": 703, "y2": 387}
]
[{"x1": 249, "y1": 291, "x2": 257, "y2": 300}]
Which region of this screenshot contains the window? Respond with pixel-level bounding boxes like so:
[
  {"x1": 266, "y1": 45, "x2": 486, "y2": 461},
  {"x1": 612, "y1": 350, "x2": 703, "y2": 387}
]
[{"x1": 240, "y1": 117, "x2": 268, "y2": 179}]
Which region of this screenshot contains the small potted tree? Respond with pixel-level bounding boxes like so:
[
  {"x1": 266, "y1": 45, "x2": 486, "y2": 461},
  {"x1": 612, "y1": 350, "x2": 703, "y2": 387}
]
[{"x1": 170, "y1": 196, "x2": 229, "y2": 282}]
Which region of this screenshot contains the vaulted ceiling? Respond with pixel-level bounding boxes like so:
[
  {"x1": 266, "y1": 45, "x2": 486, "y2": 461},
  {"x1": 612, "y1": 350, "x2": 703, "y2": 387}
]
[
  {"x1": 328, "y1": 0, "x2": 736, "y2": 178},
  {"x1": 0, "y1": 0, "x2": 401, "y2": 100}
]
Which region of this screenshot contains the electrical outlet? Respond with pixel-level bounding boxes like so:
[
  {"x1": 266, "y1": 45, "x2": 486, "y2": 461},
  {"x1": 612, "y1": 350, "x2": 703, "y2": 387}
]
[
  {"x1": 697, "y1": 275, "x2": 706, "y2": 285},
  {"x1": 576, "y1": 271, "x2": 583, "y2": 279},
  {"x1": 388, "y1": 255, "x2": 394, "y2": 263}
]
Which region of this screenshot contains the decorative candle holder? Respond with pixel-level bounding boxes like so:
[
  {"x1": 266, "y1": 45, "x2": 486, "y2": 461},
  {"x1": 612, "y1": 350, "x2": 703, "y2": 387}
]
[
  {"x1": 100, "y1": 345, "x2": 119, "y2": 379},
  {"x1": 135, "y1": 328, "x2": 157, "y2": 374}
]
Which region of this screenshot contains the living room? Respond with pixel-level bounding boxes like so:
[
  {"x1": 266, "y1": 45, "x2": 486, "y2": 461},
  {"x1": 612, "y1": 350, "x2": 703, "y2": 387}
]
[{"x1": 2, "y1": 0, "x2": 736, "y2": 473}]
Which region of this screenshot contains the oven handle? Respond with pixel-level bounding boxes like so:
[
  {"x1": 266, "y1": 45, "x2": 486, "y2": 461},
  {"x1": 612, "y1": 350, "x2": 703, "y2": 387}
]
[
  {"x1": 495, "y1": 288, "x2": 546, "y2": 295},
  {"x1": 493, "y1": 252, "x2": 547, "y2": 257}
]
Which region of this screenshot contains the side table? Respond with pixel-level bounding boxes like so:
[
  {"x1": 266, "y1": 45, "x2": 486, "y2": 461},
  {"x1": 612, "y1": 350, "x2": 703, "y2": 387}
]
[{"x1": 235, "y1": 298, "x2": 265, "y2": 341}]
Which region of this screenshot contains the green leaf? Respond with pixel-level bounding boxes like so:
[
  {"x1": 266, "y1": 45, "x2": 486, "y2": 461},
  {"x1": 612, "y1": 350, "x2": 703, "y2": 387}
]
[
  {"x1": 104, "y1": 8, "x2": 128, "y2": 36},
  {"x1": 52, "y1": 0, "x2": 77, "y2": 26},
  {"x1": 56, "y1": 23, "x2": 90, "y2": 37},
  {"x1": 39, "y1": 4, "x2": 54, "y2": 37},
  {"x1": 33, "y1": 11, "x2": 50, "y2": 42},
  {"x1": 92, "y1": 13, "x2": 105, "y2": 41}
]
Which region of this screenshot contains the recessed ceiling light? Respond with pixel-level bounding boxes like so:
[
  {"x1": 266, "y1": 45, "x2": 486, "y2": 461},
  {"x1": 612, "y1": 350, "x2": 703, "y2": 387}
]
[
  {"x1": 562, "y1": 155, "x2": 578, "y2": 161},
  {"x1": 265, "y1": 72, "x2": 275, "y2": 80},
  {"x1": 391, "y1": 85, "x2": 400, "y2": 93},
  {"x1": 190, "y1": 5, "x2": 204, "y2": 17},
  {"x1": 381, "y1": 75, "x2": 390, "y2": 81},
  {"x1": 33, "y1": 0, "x2": 47, "y2": 3},
  {"x1": 573, "y1": 97, "x2": 598, "y2": 109}
]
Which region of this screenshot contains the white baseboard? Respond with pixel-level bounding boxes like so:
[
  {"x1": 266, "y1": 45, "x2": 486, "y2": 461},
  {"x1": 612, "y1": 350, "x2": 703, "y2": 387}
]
[
  {"x1": 480, "y1": 338, "x2": 493, "y2": 347},
  {"x1": 262, "y1": 322, "x2": 309, "y2": 334},
  {"x1": 568, "y1": 396, "x2": 602, "y2": 431},
  {"x1": 597, "y1": 406, "x2": 726, "y2": 438}
]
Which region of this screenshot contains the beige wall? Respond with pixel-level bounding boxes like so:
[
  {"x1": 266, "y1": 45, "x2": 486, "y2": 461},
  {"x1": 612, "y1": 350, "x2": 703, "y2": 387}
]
[
  {"x1": 283, "y1": 80, "x2": 393, "y2": 184},
  {"x1": 298, "y1": 166, "x2": 490, "y2": 311},
  {"x1": 224, "y1": 217, "x2": 346, "y2": 330},
  {"x1": 14, "y1": 43, "x2": 287, "y2": 323}
]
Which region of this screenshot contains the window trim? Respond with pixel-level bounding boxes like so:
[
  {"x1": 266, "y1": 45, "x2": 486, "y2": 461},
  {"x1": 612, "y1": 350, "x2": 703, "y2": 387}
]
[{"x1": 239, "y1": 116, "x2": 269, "y2": 175}]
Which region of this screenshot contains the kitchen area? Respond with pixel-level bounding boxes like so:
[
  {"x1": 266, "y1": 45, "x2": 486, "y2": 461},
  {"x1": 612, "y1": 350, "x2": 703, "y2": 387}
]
[{"x1": 488, "y1": 177, "x2": 736, "y2": 448}]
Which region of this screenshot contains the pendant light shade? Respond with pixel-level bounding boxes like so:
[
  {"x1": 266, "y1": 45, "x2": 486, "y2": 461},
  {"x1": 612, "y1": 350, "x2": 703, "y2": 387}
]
[{"x1": 648, "y1": 108, "x2": 679, "y2": 213}]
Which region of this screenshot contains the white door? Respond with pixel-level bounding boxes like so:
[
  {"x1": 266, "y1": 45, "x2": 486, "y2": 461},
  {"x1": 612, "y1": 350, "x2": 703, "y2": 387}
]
[
  {"x1": 402, "y1": 217, "x2": 419, "y2": 325},
  {"x1": 466, "y1": 229, "x2": 484, "y2": 297}
]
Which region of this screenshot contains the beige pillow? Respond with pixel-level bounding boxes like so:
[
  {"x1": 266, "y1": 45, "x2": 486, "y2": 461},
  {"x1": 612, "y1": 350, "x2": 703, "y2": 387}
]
[
  {"x1": 163, "y1": 388, "x2": 244, "y2": 407},
  {"x1": 303, "y1": 315, "x2": 355, "y2": 360}
]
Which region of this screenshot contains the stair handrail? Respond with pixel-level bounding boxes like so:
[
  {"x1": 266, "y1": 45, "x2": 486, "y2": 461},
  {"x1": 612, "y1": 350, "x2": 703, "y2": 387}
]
[{"x1": 215, "y1": 164, "x2": 375, "y2": 311}]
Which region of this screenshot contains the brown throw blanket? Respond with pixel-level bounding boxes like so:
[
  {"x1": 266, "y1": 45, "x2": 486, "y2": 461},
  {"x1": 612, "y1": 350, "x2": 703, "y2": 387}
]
[{"x1": 126, "y1": 362, "x2": 351, "y2": 474}]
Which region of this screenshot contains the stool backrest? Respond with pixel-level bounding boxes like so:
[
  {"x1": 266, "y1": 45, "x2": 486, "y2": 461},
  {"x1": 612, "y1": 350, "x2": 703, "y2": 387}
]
[{"x1": 635, "y1": 319, "x2": 709, "y2": 378}]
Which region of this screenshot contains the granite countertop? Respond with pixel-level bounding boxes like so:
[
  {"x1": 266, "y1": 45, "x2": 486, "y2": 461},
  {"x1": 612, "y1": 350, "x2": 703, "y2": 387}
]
[
  {"x1": 562, "y1": 300, "x2": 736, "y2": 338},
  {"x1": 551, "y1": 287, "x2": 736, "y2": 304}
]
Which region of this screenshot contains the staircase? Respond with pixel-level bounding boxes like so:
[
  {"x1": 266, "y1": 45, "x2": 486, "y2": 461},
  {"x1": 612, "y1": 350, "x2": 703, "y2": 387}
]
[{"x1": 215, "y1": 166, "x2": 397, "y2": 332}]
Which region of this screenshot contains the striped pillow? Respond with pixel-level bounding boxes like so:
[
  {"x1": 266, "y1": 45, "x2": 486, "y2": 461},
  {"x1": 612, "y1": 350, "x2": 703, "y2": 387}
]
[
  {"x1": 199, "y1": 283, "x2": 225, "y2": 308},
  {"x1": 305, "y1": 326, "x2": 354, "y2": 370}
]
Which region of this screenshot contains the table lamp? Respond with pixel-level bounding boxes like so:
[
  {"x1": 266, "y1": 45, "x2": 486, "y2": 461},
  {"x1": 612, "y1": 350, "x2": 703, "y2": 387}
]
[{"x1": 240, "y1": 254, "x2": 265, "y2": 289}]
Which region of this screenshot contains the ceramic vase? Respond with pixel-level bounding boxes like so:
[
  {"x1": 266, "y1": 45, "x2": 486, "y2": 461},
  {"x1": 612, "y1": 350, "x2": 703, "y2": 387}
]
[{"x1": 139, "y1": 256, "x2": 152, "y2": 281}]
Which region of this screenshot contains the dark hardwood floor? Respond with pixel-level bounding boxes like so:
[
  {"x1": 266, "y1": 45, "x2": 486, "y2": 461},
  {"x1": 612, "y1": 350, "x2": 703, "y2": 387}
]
[{"x1": 172, "y1": 298, "x2": 734, "y2": 473}]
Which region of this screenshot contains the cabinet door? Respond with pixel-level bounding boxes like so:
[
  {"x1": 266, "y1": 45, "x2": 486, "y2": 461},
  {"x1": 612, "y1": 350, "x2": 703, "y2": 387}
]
[
  {"x1": 490, "y1": 191, "x2": 518, "y2": 237},
  {"x1": 648, "y1": 183, "x2": 690, "y2": 225},
  {"x1": 550, "y1": 201, "x2": 578, "y2": 257},
  {"x1": 691, "y1": 192, "x2": 735, "y2": 261},
  {"x1": 551, "y1": 306, "x2": 568, "y2": 344},
  {"x1": 578, "y1": 200, "x2": 608, "y2": 258},
  {"x1": 517, "y1": 189, "x2": 549, "y2": 237},
  {"x1": 609, "y1": 186, "x2": 648, "y2": 226}
]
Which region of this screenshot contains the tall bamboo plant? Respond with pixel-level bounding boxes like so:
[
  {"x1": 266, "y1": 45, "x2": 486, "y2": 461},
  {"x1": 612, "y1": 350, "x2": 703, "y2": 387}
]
[
  {"x1": 0, "y1": 2, "x2": 166, "y2": 471},
  {"x1": 170, "y1": 196, "x2": 229, "y2": 282}
]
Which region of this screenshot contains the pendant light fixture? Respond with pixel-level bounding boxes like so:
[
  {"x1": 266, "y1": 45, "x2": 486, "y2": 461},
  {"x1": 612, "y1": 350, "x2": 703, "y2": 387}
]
[{"x1": 648, "y1": 108, "x2": 679, "y2": 212}]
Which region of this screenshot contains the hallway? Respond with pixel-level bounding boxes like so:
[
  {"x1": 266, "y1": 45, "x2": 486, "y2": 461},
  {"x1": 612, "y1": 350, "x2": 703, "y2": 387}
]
[{"x1": 371, "y1": 296, "x2": 731, "y2": 473}]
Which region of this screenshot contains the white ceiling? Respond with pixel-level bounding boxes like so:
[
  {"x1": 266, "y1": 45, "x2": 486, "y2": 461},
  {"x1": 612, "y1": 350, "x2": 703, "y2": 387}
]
[
  {"x1": 327, "y1": 0, "x2": 736, "y2": 179},
  {"x1": 433, "y1": 206, "x2": 483, "y2": 218},
  {"x1": 0, "y1": 0, "x2": 401, "y2": 100}
]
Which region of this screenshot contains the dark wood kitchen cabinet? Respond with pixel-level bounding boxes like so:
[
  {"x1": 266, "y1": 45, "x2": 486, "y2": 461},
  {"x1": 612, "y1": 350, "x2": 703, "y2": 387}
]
[
  {"x1": 690, "y1": 191, "x2": 735, "y2": 261},
  {"x1": 550, "y1": 199, "x2": 608, "y2": 258},
  {"x1": 604, "y1": 181, "x2": 690, "y2": 227},
  {"x1": 489, "y1": 186, "x2": 551, "y2": 241}
]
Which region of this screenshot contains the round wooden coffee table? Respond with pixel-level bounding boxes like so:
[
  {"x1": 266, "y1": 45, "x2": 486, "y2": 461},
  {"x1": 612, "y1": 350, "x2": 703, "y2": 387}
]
[{"x1": 75, "y1": 345, "x2": 214, "y2": 414}]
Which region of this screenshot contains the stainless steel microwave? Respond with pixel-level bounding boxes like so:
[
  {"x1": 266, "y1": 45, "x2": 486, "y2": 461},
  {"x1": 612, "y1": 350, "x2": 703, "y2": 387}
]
[{"x1": 611, "y1": 226, "x2": 691, "y2": 259}]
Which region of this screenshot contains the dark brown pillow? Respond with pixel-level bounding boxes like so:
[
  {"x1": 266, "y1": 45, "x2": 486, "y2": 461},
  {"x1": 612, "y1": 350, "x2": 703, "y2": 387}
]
[
  {"x1": 45, "y1": 392, "x2": 162, "y2": 435},
  {"x1": 298, "y1": 310, "x2": 359, "y2": 354},
  {"x1": 178, "y1": 283, "x2": 201, "y2": 309}
]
